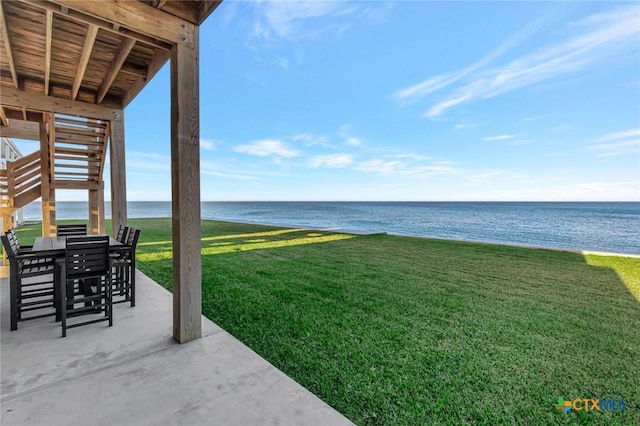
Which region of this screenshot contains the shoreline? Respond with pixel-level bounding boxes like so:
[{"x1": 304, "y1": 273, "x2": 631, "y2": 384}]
[
  {"x1": 22, "y1": 217, "x2": 640, "y2": 259},
  {"x1": 207, "y1": 218, "x2": 640, "y2": 259}
]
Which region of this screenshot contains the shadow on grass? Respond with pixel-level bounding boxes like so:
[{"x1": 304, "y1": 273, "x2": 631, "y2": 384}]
[
  {"x1": 13, "y1": 219, "x2": 640, "y2": 424},
  {"x1": 137, "y1": 229, "x2": 356, "y2": 262},
  {"x1": 133, "y1": 221, "x2": 640, "y2": 425}
]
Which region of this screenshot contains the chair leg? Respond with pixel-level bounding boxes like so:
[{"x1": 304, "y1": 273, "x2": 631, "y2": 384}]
[
  {"x1": 9, "y1": 271, "x2": 18, "y2": 331},
  {"x1": 61, "y1": 273, "x2": 67, "y2": 338},
  {"x1": 130, "y1": 262, "x2": 135, "y2": 307},
  {"x1": 107, "y1": 276, "x2": 113, "y2": 327}
]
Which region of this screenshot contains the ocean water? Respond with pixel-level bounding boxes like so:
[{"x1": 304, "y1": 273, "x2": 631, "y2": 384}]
[{"x1": 20, "y1": 201, "x2": 640, "y2": 255}]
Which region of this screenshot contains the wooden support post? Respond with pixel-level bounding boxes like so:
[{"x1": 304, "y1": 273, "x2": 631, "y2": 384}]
[
  {"x1": 88, "y1": 185, "x2": 104, "y2": 234},
  {"x1": 171, "y1": 26, "x2": 201, "y2": 343},
  {"x1": 39, "y1": 119, "x2": 55, "y2": 236},
  {"x1": 109, "y1": 113, "x2": 126, "y2": 236}
]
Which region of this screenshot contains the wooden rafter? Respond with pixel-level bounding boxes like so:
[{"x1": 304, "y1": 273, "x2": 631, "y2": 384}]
[
  {"x1": 71, "y1": 24, "x2": 99, "y2": 101},
  {"x1": 155, "y1": 1, "x2": 168, "y2": 8},
  {"x1": 97, "y1": 38, "x2": 136, "y2": 104},
  {"x1": 49, "y1": 0, "x2": 195, "y2": 48},
  {"x1": 44, "y1": 10, "x2": 53, "y2": 95},
  {"x1": 0, "y1": 0, "x2": 19, "y2": 88},
  {"x1": 23, "y1": 0, "x2": 171, "y2": 51},
  {"x1": 122, "y1": 49, "x2": 170, "y2": 107},
  {"x1": 0, "y1": 107, "x2": 7, "y2": 127}
]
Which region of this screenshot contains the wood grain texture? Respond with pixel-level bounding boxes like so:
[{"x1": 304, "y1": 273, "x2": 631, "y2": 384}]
[
  {"x1": 88, "y1": 185, "x2": 104, "y2": 234},
  {"x1": 97, "y1": 38, "x2": 135, "y2": 104},
  {"x1": 0, "y1": 119, "x2": 40, "y2": 140},
  {"x1": 44, "y1": 10, "x2": 52, "y2": 95},
  {"x1": 50, "y1": 0, "x2": 195, "y2": 48},
  {"x1": 23, "y1": 0, "x2": 171, "y2": 50},
  {"x1": 39, "y1": 119, "x2": 55, "y2": 236},
  {"x1": 1, "y1": 86, "x2": 120, "y2": 120},
  {"x1": 109, "y1": 116, "x2": 127, "y2": 237},
  {"x1": 0, "y1": 0, "x2": 19, "y2": 88},
  {"x1": 171, "y1": 26, "x2": 201, "y2": 343},
  {"x1": 71, "y1": 24, "x2": 98, "y2": 100}
]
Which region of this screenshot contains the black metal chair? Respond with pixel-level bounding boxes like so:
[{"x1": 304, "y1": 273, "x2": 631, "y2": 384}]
[
  {"x1": 111, "y1": 228, "x2": 140, "y2": 307},
  {"x1": 61, "y1": 235, "x2": 113, "y2": 337},
  {"x1": 115, "y1": 224, "x2": 129, "y2": 244},
  {"x1": 57, "y1": 224, "x2": 87, "y2": 237},
  {"x1": 2, "y1": 233, "x2": 56, "y2": 331}
]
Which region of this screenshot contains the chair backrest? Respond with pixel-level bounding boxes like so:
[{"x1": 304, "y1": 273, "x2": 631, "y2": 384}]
[
  {"x1": 65, "y1": 236, "x2": 110, "y2": 280},
  {"x1": 116, "y1": 225, "x2": 129, "y2": 243},
  {"x1": 57, "y1": 224, "x2": 87, "y2": 237},
  {"x1": 1, "y1": 234, "x2": 18, "y2": 259},
  {"x1": 125, "y1": 228, "x2": 140, "y2": 249}
]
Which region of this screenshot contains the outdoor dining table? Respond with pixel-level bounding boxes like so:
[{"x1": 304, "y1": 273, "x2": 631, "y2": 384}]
[
  {"x1": 32, "y1": 236, "x2": 122, "y2": 256},
  {"x1": 31, "y1": 236, "x2": 123, "y2": 321}
]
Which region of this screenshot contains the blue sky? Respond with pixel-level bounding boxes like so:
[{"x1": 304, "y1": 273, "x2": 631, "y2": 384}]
[{"x1": 18, "y1": 1, "x2": 640, "y2": 201}]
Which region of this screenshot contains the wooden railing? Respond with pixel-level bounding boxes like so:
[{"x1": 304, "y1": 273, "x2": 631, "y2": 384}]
[{"x1": 5, "y1": 151, "x2": 42, "y2": 209}]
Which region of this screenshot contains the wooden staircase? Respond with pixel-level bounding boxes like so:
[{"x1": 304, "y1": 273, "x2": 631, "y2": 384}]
[
  {"x1": 0, "y1": 115, "x2": 108, "y2": 232},
  {"x1": 53, "y1": 116, "x2": 108, "y2": 188}
]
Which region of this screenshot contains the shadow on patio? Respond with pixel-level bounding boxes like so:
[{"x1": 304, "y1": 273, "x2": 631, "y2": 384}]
[{"x1": 0, "y1": 269, "x2": 353, "y2": 425}]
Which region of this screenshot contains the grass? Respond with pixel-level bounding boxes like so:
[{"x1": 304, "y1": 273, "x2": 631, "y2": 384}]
[{"x1": 13, "y1": 219, "x2": 640, "y2": 425}]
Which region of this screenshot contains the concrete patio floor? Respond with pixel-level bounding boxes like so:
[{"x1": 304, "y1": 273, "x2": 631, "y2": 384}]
[{"x1": 0, "y1": 269, "x2": 353, "y2": 425}]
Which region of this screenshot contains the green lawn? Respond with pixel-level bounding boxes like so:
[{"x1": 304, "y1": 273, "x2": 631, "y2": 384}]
[{"x1": 14, "y1": 219, "x2": 640, "y2": 425}]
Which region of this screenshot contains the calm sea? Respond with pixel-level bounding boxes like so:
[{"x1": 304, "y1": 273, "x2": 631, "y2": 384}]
[{"x1": 20, "y1": 201, "x2": 640, "y2": 255}]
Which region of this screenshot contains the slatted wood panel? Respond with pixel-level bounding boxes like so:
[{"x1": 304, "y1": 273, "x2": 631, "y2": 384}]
[{"x1": 53, "y1": 115, "x2": 107, "y2": 185}]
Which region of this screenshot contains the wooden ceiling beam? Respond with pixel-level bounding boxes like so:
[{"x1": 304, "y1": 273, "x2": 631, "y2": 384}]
[
  {"x1": 122, "y1": 49, "x2": 170, "y2": 107},
  {"x1": 23, "y1": 0, "x2": 171, "y2": 51},
  {"x1": 97, "y1": 38, "x2": 136, "y2": 104},
  {"x1": 1, "y1": 86, "x2": 121, "y2": 121},
  {"x1": 0, "y1": 119, "x2": 40, "y2": 140},
  {"x1": 49, "y1": 0, "x2": 195, "y2": 48},
  {"x1": 199, "y1": 1, "x2": 223, "y2": 25},
  {"x1": 44, "y1": 10, "x2": 53, "y2": 95},
  {"x1": 0, "y1": 0, "x2": 19, "y2": 88},
  {"x1": 0, "y1": 107, "x2": 8, "y2": 127},
  {"x1": 71, "y1": 24, "x2": 99, "y2": 101},
  {"x1": 120, "y1": 64, "x2": 147, "y2": 79}
]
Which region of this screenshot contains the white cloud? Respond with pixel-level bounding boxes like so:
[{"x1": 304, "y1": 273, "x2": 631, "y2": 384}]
[
  {"x1": 233, "y1": 139, "x2": 300, "y2": 158},
  {"x1": 201, "y1": 170, "x2": 261, "y2": 181},
  {"x1": 356, "y1": 159, "x2": 460, "y2": 177},
  {"x1": 589, "y1": 139, "x2": 640, "y2": 157},
  {"x1": 338, "y1": 125, "x2": 363, "y2": 146},
  {"x1": 589, "y1": 129, "x2": 640, "y2": 156},
  {"x1": 394, "y1": 5, "x2": 640, "y2": 118},
  {"x1": 594, "y1": 128, "x2": 640, "y2": 142},
  {"x1": 200, "y1": 138, "x2": 216, "y2": 151},
  {"x1": 291, "y1": 133, "x2": 331, "y2": 147},
  {"x1": 483, "y1": 134, "x2": 520, "y2": 141},
  {"x1": 393, "y1": 13, "x2": 547, "y2": 105},
  {"x1": 345, "y1": 136, "x2": 362, "y2": 146},
  {"x1": 250, "y1": 1, "x2": 365, "y2": 42},
  {"x1": 309, "y1": 153, "x2": 353, "y2": 168},
  {"x1": 454, "y1": 123, "x2": 480, "y2": 129}
]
